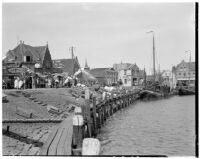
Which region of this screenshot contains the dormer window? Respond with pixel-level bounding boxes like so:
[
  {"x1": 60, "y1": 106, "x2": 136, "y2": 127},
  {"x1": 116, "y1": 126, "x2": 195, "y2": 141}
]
[{"x1": 24, "y1": 56, "x2": 31, "y2": 62}]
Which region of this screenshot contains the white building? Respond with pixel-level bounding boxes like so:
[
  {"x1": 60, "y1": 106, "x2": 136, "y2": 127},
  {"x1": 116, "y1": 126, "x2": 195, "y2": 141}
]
[
  {"x1": 174, "y1": 60, "x2": 195, "y2": 86},
  {"x1": 161, "y1": 70, "x2": 176, "y2": 89},
  {"x1": 114, "y1": 63, "x2": 144, "y2": 87}
]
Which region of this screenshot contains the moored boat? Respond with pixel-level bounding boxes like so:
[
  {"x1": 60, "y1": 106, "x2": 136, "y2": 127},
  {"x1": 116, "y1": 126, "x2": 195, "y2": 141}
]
[{"x1": 178, "y1": 86, "x2": 195, "y2": 96}]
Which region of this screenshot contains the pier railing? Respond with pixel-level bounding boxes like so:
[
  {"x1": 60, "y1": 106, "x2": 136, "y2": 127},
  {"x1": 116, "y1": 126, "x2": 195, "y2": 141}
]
[{"x1": 40, "y1": 89, "x2": 141, "y2": 156}]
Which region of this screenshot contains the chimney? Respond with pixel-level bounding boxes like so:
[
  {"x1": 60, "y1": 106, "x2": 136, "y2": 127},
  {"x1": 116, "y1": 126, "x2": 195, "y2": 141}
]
[{"x1": 20, "y1": 40, "x2": 22, "y2": 44}]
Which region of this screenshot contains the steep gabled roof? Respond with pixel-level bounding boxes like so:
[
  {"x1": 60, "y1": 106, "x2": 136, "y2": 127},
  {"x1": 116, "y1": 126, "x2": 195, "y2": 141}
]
[
  {"x1": 128, "y1": 63, "x2": 139, "y2": 70},
  {"x1": 90, "y1": 68, "x2": 108, "y2": 77},
  {"x1": 53, "y1": 58, "x2": 80, "y2": 74},
  {"x1": 90, "y1": 68, "x2": 116, "y2": 78},
  {"x1": 176, "y1": 60, "x2": 195, "y2": 72},
  {"x1": 113, "y1": 63, "x2": 131, "y2": 71},
  {"x1": 4, "y1": 43, "x2": 47, "y2": 64}
]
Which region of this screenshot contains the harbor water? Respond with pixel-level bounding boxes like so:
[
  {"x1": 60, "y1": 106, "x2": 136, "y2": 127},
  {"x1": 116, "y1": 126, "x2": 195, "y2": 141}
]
[{"x1": 98, "y1": 96, "x2": 195, "y2": 156}]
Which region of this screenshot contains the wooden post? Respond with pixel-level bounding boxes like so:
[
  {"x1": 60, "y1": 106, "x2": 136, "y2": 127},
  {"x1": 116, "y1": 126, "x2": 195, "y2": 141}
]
[
  {"x1": 7, "y1": 125, "x2": 10, "y2": 133},
  {"x1": 119, "y1": 98, "x2": 122, "y2": 110},
  {"x1": 85, "y1": 99, "x2": 92, "y2": 137},
  {"x1": 98, "y1": 109, "x2": 101, "y2": 129},
  {"x1": 104, "y1": 102, "x2": 107, "y2": 121},
  {"x1": 32, "y1": 76, "x2": 35, "y2": 89},
  {"x1": 101, "y1": 107, "x2": 104, "y2": 125},
  {"x1": 110, "y1": 101, "x2": 113, "y2": 116},
  {"x1": 92, "y1": 97, "x2": 97, "y2": 136},
  {"x1": 72, "y1": 115, "x2": 84, "y2": 149}
]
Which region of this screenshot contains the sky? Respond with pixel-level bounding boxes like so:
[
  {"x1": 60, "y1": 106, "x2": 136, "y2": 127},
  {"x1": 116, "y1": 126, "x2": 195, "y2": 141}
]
[{"x1": 2, "y1": 3, "x2": 195, "y2": 74}]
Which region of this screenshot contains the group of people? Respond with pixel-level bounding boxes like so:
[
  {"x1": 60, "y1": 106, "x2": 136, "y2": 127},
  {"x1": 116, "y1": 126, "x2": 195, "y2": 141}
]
[
  {"x1": 45, "y1": 75, "x2": 79, "y2": 89},
  {"x1": 14, "y1": 77, "x2": 24, "y2": 89}
]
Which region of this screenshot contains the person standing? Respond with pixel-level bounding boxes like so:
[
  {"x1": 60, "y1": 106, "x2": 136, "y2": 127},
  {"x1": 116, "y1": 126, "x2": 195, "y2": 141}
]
[
  {"x1": 14, "y1": 77, "x2": 19, "y2": 89},
  {"x1": 48, "y1": 78, "x2": 52, "y2": 88},
  {"x1": 19, "y1": 79, "x2": 24, "y2": 89},
  {"x1": 55, "y1": 78, "x2": 59, "y2": 89}
]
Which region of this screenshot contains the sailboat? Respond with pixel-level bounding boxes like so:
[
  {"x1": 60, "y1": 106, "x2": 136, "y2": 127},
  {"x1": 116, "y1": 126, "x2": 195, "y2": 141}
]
[{"x1": 140, "y1": 31, "x2": 170, "y2": 99}]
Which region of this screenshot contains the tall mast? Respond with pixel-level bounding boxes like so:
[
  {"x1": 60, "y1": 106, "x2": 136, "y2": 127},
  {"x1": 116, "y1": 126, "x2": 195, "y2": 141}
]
[
  {"x1": 185, "y1": 50, "x2": 191, "y2": 86},
  {"x1": 144, "y1": 67, "x2": 146, "y2": 88},
  {"x1": 189, "y1": 51, "x2": 191, "y2": 85},
  {"x1": 70, "y1": 46, "x2": 75, "y2": 75},
  {"x1": 153, "y1": 33, "x2": 156, "y2": 82},
  {"x1": 147, "y1": 30, "x2": 156, "y2": 82}
]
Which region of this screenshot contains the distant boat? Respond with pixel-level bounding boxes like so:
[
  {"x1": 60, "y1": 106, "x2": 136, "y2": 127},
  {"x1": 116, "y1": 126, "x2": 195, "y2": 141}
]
[{"x1": 178, "y1": 86, "x2": 195, "y2": 96}]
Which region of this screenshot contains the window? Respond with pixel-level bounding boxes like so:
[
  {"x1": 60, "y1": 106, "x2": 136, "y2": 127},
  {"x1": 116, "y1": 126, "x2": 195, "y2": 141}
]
[
  {"x1": 124, "y1": 70, "x2": 127, "y2": 75},
  {"x1": 184, "y1": 73, "x2": 186, "y2": 76},
  {"x1": 24, "y1": 56, "x2": 31, "y2": 62},
  {"x1": 124, "y1": 79, "x2": 127, "y2": 84},
  {"x1": 179, "y1": 73, "x2": 181, "y2": 75}
]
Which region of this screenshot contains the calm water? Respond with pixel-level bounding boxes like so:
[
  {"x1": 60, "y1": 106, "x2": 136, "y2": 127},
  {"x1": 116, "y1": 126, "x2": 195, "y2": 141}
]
[{"x1": 98, "y1": 96, "x2": 195, "y2": 156}]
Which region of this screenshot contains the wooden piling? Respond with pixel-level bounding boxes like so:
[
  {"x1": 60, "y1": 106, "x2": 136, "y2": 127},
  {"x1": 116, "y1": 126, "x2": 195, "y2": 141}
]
[
  {"x1": 7, "y1": 125, "x2": 10, "y2": 133},
  {"x1": 92, "y1": 97, "x2": 97, "y2": 136},
  {"x1": 72, "y1": 115, "x2": 84, "y2": 150}
]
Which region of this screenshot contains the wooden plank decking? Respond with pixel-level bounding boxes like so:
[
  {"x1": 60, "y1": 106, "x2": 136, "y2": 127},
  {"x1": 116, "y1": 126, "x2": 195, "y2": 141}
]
[{"x1": 39, "y1": 115, "x2": 73, "y2": 156}]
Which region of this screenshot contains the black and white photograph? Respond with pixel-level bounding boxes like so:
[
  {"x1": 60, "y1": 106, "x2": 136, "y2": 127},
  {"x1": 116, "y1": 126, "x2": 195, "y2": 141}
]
[{"x1": 2, "y1": 1, "x2": 197, "y2": 157}]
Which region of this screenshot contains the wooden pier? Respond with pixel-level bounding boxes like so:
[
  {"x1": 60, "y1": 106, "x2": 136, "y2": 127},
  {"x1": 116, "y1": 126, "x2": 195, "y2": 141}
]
[{"x1": 39, "y1": 89, "x2": 141, "y2": 156}]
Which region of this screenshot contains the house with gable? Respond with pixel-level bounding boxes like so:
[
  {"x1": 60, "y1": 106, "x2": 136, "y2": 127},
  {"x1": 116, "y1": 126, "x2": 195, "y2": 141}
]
[
  {"x1": 174, "y1": 60, "x2": 195, "y2": 86},
  {"x1": 2, "y1": 41, "x2": 61, "y2": 88},
  {"x1": 90, "y1": 68, "x2": 118, "y2": 86},
  {"x1": 115, "y1": 62, "x2": 145, "y2": 87}
]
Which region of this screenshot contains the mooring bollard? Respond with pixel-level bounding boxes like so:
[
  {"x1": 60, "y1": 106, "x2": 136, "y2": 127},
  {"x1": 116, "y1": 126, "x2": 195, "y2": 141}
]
[
  {"x1": 82, "y1": 138, "x2": 101, "y2": 155},
  {"x1": 72, "y1": 114, "x2": 84, "y2": 150}
]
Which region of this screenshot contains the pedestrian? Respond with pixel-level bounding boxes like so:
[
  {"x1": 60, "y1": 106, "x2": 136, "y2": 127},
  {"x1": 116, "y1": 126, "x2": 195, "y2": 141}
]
[
  {"x1": 48, "y1": 78, "x2": 52, "y2": 88},
  {"x1": 14, "y1": 77, "x2": 19, "y2": 89},
  {"x1": 74, "y1": 77, "x2": 77, "y2": 87},
  {"x1": 19, "y1": 79, "x2": 24, "y2": 89},
  {"x1": 55, "y1": 78, "x2": 59, "y2": 88}
]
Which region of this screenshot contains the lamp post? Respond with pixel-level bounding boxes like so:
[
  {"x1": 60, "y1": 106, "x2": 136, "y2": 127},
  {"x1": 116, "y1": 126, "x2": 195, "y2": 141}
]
[{"x1": 147, "y1": 30, "x2": 156, "y2": 82}]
